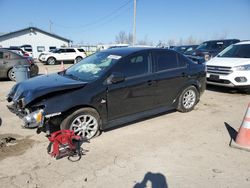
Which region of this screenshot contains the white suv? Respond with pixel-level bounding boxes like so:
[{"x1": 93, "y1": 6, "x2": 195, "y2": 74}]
[
  {"x1": 206, "y1": 41, "x2": 250, "y2": 92},
  {"x1": 39, "y1": 48, "x2": 86, "y2": 65}
]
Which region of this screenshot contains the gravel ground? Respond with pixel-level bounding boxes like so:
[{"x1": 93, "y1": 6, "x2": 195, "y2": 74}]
[{"x1": 0, "y1": 62, "x2": 250, "y2": 188}]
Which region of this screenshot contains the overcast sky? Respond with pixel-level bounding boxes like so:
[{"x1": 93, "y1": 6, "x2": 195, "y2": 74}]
[{"x1": 0, "y1": 0, "x2": 249, "y2": 44}]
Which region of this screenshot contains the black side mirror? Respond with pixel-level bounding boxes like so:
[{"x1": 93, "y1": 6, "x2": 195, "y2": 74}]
[{"x1": 107, "y1": 72, "x2": 125, "y2": 84}]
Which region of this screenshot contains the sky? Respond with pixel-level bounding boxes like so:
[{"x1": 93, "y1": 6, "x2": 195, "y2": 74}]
[{"x1": 0, "y1": 0, "x2": 249, "y2": 45}]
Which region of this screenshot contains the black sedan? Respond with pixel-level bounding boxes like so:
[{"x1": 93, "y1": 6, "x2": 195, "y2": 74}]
[{"x1": 7, "y1": 47, "x2": 206, "y2": 139}]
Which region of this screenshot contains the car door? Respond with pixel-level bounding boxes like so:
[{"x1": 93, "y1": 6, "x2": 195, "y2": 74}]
[
  {"x1": 152, "y1": 50, "x2": 189, "y2": 106},
  {"x1": 107, "y1": 51, "x2": 158, "y2": 120},
  {"x1": 64, "y1": 49, "x2": 76, "y2": 61}
]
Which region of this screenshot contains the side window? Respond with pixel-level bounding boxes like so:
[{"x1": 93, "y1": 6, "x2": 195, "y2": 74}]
[
  {"x1": 49, "y1": 46, "x2": 56, "y2": 50},
  {"x1": 66, "y1": 49, "x2": 76, "y2": 53},
  {"x1": 115, "y1": 52, "x2": 149, "y2": 78},
  {"x1": 0, "y1": 52, "x2": 3, "y2": 59},
  {"x1": 37, "y1": 46, "x2": 45, "y2": 52},
  {"x1": 178, "y1": 54, "x2": 188, "y2": 67},
  {"x1": 155, "y1": 51, "x2": 178, "y2": 71}
]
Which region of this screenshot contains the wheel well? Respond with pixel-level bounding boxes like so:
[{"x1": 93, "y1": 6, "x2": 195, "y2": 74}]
[
  {"x1": 76, "y1": 56, "x2": 82, "y2": 59},
  {"x1": 47, "y1": 56, "x2": 56, "y2": 61},
  {"x1": 62, "y1": 105, "x2": 100, "y2": 119}
]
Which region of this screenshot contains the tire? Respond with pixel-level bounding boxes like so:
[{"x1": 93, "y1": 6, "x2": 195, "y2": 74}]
[
  {"x1": 177, "y1": 86, "x2": 199, "y2": 113},
  {"x1": 60, "y1": 108, "x2": 101, "y2": 139},
  {"x1": 47, "y1": 57, "x2": 56, "y2": 65},
  {"x1": 7, "y1": 68, "x2": 16, "y2": 81},
  {"x1": 75, "y1": 56, "x2": 82, "y2": 63}
]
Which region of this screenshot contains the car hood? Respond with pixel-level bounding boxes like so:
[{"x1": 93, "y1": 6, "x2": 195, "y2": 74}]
[
  {"x1": 7, "y1": 73, "x2": 87, "y2": 106},
  {"x1": 206, "y1": 57, "x2": 250, "y2": 67}
]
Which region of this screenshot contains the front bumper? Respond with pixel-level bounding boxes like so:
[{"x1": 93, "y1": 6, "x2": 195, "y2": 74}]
[{"x1": 206, "y1": 71, "x2": 250, "y2": 88}]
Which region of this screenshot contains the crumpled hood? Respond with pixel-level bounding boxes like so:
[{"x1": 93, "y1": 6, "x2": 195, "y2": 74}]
[
  {"x1": 8, "y1": 73, "x2": 87, "y2": 106},
  {"x1": 207, "y1": 57, "x2": 250, "y2": 67}
]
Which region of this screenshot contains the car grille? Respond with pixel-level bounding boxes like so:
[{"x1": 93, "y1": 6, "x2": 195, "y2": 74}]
[{"x1": 207, "y1": 65, "x2": 233, "y2": 75}]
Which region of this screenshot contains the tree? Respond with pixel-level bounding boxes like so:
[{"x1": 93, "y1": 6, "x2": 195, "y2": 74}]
[{"x1": 115, "y1": 31, "x2": 133, "y2": 44}]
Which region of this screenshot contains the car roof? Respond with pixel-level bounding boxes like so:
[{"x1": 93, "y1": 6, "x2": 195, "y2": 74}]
[
  {"x1": 234, "y1": 41, "x2": 250, "y2": 45},
  {"x1": 203, "y1": 39, "x2": 240, "y2": 43},
  {"x1": 101, "y1": 47, "x2": 159, "y2": 56}
]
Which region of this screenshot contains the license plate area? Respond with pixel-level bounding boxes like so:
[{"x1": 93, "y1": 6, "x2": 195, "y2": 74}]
[{"x1": 209, "y1": 74, "x2": 220, "y2": 80}]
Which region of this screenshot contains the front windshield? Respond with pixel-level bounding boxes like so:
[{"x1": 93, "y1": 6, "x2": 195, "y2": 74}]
[
  {"x1": 196, "y1": 42, "x2": 210, "y2": 50},
  {"x1": 64, "y1": 52, "x2": 121, "y2": 81},
  {"x1": 218, "y1": 44, "x2": 250, "y2": 58}
]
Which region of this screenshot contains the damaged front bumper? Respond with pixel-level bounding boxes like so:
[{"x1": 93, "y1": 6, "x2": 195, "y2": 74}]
[{"x1": 7, "y1": 103, "x2": 44, "y2": 128}]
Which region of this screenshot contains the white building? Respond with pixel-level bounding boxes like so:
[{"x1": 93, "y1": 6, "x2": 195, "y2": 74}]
[{"x1": 0, "y1": 27, "x2": 72, "y2": 58}]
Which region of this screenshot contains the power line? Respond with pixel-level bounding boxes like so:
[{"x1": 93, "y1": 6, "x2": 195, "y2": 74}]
[{"x1": 53, "y1": 0, "x2": 133, "y2": 30}]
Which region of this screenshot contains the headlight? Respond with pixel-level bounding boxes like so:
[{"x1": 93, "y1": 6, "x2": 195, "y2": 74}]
[
  {"x1": 234, "y1": 64, "x2": 250, "y2": 71},
  {"x1": 22, "y1": 109, "x2": 44, "y2": 128}
]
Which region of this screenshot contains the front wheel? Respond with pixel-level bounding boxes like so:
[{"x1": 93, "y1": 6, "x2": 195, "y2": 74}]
[
  {"x1": 177, "y1": 86, "x2": 199, "y2": 112},
  {"x1": 60, "y1": 108, "x2": 101, "y2": 139}
]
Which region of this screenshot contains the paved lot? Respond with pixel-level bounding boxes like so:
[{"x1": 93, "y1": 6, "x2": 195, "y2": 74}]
[{"x1": 0, "y1": 63, "x2": 250, "y2": 188}]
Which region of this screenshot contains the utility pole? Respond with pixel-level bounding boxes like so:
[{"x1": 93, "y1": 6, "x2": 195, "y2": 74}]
[
  {"x1": 49, "y1": 20, "x2": 53, "y2": 33},
  {"x1": 133, "y1": 0, "x2": 136, "y2": 46}
]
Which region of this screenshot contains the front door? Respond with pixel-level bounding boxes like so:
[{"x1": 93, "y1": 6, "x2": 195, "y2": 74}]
[{"x1": 107, "y1": 52, "x2": 158, "y2": 120}]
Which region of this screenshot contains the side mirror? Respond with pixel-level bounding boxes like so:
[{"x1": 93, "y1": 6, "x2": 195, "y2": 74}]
[{"x1": 107, "y1": 72, "x2": 125, "y2": 84}]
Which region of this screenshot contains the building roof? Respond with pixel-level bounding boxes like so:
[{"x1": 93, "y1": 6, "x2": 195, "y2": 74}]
[{"x1": 0, "y1": 27, "x2": 72, "y2": 43}]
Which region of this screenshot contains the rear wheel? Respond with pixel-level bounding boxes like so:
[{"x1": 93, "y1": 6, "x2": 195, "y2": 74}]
[
  {"x1": 177, "y1": 86, "x2": 199, "y2": 112},
  {"x1": 75, "y1": 56, "x2": 82, "y2": 63},
  {"x1": 7, "y1": 68, "x2": 15, "y2": 81},
  {"x1": 60, "y1": 108, "x2": 101, "y2": 139},
  {"x1": 47, "y1": 57, "x2": 56, "y2": 65}
]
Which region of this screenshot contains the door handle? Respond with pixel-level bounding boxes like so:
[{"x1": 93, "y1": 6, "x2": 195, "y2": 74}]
[{"x1": 147, "y1": 80, "x2": 156, "y2": 86}]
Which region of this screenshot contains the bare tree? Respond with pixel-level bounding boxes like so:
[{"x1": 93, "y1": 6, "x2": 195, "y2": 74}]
[
  {"x1": 115, "y1": 31, "x2": 128, "y2": 44},
  {"x1": 167, "y1": 39, "x2": 176, "y2": 46}
]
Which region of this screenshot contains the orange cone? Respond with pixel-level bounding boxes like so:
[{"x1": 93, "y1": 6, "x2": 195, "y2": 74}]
[
  {"x1": 45, "y1": 67, "x2": 48, "y2": 75},
  {"x1": 61, "y1": 61, "x2": 65, "y2": 71},
  {"x1": 230, "y1": 103, "x2": 250, "y2": 151}
]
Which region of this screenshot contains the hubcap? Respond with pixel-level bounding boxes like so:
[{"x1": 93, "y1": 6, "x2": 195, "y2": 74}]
[
  {"x1": 48, "y1": 58, "x2": 55, "y2": 65},
  {"x1": 70, "y1": 115, "x2": 98, "y2": 139},
  {"x1": 182, "y1": 89, "x2": 196, "y2": 109},
  {"x1": 9, "y1": 70, "x2": 15, "y2": 81}
]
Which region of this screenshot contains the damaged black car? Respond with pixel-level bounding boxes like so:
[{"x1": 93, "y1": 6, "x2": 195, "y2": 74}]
[{"x1": 7, "y1": 47, "x2": 206, "y2": 139}]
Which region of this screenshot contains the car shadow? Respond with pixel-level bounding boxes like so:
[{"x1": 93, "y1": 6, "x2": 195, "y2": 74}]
[
  {"x1": 104, "y1": 109, "x2": 176, "y2": 133},
  {"x1": 224, "y1": 122, "x2": 238, "y2": 142},
  {"x1": 133, "y1": 172, "x2": 168, "y2": 188},
  {"x1": 206, "y1": 85, "x2": 248, "y2": 95}
]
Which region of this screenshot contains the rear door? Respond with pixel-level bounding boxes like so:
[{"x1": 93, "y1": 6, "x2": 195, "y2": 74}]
[
  {"x1": 64, "y1": 48, "x2": 77, "y2": 61},
  {"x1": 152, "y1": 50, "x2": 189, "y2": 106},
  {"x1": 107, "y1": 51, "x2": 158, "y2": 120},
  {"x1": 0, "y1": 51, "x2": 4, "y2": 76}
]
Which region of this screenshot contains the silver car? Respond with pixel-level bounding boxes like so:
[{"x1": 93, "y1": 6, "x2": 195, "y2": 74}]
[{"x1": 0, "y1": 48, "x2": 39, "y2": 81}]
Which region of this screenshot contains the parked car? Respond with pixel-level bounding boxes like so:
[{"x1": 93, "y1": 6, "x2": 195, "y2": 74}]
[
  {"x1": 0, "y1": 48, "x2": 39, "y2": 81},
  {"x1": 187, "y1": 39, "x2": 240, "y2": 63},
  {"x1": 5, "y1": 46, "x2": 30, "y2": 57},
  {"x1": 7, "y1": 47, "x2": 206, "y2": 139},
  {"x1": 20, "y1": 45, "x2": 33, "y2": 57},
  {"x1": 183, "y1": 45, "x2": 198, "y2": 55},
  {"x1": 38, "y1": 47, "x2": 87, "y2": 65},
  {"x1": 173, "y1": 45, "x2": 198, "y2": 54},
  {"x1": 206, "y1": 41, "x2": 250, "y2": 92}
]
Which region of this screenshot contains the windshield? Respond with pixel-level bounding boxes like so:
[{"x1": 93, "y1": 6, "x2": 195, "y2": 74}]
[
  {"x1": 64, "y1": 52, "x2": 122, "y2": 81},
  {"x1": 196, "y1": 42, "x2": 223, "y2": 51},
  {"x1": 218, "y1": 44, "x2": 250, "y2": 58}
]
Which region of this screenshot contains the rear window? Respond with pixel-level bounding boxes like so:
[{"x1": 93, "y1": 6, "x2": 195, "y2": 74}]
[
  {"x1": 78, "y1": 48, "x2": 85, "y2": 52},
  {"x1": 0, "y1": 52, "x2": 3, "y2": 59}
]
